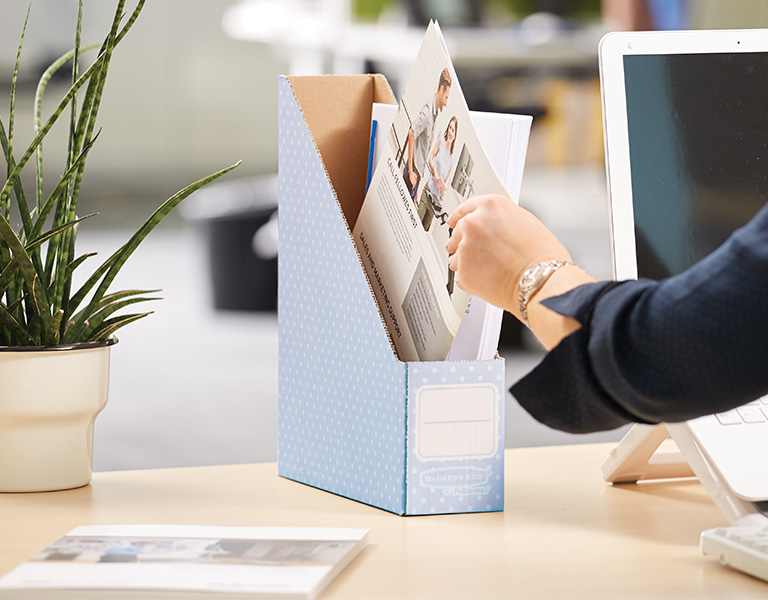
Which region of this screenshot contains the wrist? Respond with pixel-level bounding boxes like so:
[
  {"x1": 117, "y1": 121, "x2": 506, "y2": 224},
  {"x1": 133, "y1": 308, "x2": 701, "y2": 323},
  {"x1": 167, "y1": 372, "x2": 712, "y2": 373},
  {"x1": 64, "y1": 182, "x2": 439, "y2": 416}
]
[
  {"x1": 516, "y1": 260, "x2": 576, "y2": 327},
  {"x1": 524, "y1": 264, "x2": 596, "y2": 350}
]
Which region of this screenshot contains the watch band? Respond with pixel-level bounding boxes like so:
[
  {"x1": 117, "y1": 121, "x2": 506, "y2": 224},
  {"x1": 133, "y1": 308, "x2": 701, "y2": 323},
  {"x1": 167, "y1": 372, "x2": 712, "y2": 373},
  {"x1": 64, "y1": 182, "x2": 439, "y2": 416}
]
[{"x1": 517, "y1": 260, "x2": 575, "y2": 327}]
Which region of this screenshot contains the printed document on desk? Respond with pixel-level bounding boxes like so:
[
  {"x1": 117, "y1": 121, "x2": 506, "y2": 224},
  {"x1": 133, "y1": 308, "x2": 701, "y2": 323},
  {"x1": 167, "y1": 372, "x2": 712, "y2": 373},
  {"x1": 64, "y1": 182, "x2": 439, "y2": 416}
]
[
  {"x1": 0, "y1": 524, "x2": 369, "y2": 599},
  {"x1": 353, "y1": 21, "x2": 528, "y2": 362}
]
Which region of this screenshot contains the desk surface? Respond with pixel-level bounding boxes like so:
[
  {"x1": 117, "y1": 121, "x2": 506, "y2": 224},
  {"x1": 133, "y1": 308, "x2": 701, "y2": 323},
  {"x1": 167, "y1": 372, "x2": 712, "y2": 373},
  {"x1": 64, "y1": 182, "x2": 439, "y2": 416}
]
[{"x1": 1, "y1": 443, "x2": 765, "y2": 599}]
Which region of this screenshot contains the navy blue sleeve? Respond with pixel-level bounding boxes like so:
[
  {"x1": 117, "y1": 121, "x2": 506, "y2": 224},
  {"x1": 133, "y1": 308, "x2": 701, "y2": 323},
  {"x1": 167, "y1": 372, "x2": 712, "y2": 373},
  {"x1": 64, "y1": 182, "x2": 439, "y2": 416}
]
[{"x1": 510, "y1": 202, "x2": 768, "y2": 433}]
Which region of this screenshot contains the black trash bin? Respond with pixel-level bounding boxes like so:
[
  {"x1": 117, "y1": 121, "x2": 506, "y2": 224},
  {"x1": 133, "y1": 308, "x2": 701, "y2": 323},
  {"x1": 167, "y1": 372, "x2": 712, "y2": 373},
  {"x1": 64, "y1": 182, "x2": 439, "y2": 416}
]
[{"x1": 183, "y1": 175, "x2": 278, "y2": 312}]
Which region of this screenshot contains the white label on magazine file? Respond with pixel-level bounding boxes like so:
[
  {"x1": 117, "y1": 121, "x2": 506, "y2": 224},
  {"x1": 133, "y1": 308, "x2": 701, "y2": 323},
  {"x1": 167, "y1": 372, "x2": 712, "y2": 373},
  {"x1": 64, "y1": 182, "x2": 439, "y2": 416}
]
[{"x1": 414, "y1": 383, "x2": 498, "y2": 461}]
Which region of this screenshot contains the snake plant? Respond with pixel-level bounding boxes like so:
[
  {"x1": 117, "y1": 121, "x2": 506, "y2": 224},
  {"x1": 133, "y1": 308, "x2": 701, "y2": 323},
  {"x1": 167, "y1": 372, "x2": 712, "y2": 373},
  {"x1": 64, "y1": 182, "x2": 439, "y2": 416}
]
[{"x1": 0, "y1": 0, "x2": 240, "y2": 347}]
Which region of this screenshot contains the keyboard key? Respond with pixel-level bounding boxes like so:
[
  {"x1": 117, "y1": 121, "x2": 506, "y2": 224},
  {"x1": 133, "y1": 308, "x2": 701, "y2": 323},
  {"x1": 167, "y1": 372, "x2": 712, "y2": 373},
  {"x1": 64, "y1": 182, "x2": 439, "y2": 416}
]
[
  {"x1": 702, "y1": 526, "x2": 768, "y2": 583},
  {"x1": 715, "y1": 410, "x2": 742, "y2": 425},
  {"x1": 737, "y1": 406, "x2": 766, "y2": 423}
]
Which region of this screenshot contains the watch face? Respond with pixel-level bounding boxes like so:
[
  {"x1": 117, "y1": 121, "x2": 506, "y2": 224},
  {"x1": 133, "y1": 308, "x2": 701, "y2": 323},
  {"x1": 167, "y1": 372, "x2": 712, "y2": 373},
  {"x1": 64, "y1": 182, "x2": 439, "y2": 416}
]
[{"x1": 520, "y1": 263, "x2": 544, "y2": 292}]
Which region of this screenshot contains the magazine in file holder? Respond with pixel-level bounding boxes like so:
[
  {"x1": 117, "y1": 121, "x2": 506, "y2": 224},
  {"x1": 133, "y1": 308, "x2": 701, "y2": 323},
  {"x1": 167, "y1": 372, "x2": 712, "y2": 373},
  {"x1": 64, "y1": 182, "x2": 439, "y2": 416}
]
[{"x1": 602, "y1": 423, "x2": 768, "y2": 526}]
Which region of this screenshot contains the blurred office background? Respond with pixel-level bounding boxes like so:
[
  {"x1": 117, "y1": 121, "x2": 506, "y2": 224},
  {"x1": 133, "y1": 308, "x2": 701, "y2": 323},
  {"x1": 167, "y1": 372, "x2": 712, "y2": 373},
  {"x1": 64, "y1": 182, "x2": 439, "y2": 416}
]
[{"x1": 1, "y1": 0, "x2": 766, "y2": 471}]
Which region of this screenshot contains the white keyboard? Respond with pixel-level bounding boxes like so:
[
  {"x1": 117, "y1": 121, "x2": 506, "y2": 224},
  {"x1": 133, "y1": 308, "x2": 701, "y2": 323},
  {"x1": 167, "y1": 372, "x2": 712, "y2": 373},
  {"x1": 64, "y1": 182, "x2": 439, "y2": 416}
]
[
  {"x1": 701, "y1": 525, "x2": 768, "y2": 582},
  {"x1": 715, "y1": 396, "x2": 768, "y2": 425}
]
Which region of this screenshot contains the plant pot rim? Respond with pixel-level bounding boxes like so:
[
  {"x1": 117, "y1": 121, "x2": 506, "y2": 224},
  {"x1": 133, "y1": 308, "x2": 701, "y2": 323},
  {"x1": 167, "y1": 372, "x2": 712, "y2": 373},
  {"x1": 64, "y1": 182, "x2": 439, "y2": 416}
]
[{"x1": 0, "y1": 336, "x2": 118, "y2": 353}]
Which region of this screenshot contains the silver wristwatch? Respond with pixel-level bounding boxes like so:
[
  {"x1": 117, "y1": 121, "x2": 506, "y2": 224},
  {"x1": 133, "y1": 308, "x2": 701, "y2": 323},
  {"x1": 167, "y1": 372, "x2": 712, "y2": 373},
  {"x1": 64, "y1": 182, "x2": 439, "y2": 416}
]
[{"x1": 517, "y1": 260, "x2": 574, "y2": 327}]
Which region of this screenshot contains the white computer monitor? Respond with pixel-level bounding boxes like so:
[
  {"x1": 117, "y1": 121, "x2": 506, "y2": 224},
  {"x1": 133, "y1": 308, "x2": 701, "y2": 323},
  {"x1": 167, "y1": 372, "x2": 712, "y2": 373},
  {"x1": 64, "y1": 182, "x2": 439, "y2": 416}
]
[
  {"x1": 601, "y1": 28, "x2": 768, "y2": 282},
  {"x1": 599, "y1": 28, "x2": 768, "y2": 525}
]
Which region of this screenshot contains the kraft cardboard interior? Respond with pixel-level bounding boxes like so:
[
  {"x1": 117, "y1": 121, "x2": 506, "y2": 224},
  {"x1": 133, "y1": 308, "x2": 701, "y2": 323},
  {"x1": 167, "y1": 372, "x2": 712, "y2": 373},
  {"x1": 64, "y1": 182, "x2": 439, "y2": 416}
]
[
  {"x1": 277, "y1": 74, "x2": 505, "y2": 515},
  {"x1": 287, "y1": 74, "x2": 396, "y2": 229}
]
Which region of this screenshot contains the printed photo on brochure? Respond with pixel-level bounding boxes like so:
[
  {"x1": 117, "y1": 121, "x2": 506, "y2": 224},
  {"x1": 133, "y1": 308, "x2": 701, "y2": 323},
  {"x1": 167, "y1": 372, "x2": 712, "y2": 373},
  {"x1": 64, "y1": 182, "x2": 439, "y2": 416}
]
[{"x1": 353, "y1": 21, "x2": 516, "y2": 362}]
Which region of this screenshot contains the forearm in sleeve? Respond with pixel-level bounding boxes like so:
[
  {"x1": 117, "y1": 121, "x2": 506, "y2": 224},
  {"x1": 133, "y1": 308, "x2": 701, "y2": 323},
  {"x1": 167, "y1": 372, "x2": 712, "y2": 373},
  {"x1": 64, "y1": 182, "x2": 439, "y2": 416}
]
[{"x1": 511, "y1": 204, "x2": 768, "y2": 433}]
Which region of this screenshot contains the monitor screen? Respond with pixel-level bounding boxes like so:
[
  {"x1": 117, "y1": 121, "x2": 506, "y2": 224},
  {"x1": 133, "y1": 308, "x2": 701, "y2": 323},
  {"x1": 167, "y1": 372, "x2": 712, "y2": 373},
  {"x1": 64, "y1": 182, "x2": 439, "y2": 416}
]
[{"x1": 623, "y1": 52, "x2": 768, "y2": 279}]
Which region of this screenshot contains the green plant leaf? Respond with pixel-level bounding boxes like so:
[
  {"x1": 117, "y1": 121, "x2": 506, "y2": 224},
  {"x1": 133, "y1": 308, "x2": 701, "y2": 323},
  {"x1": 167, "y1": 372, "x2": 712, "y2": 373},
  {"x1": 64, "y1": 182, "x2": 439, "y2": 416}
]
[
  {"x1": 30, "y1": 214, "x2": 96, "y2": 252},
  {"x1": 8, "y1": 4, "x2": 31, "y2": 166},
  {"x1": 63, "y1": 288, "x2": 159, "y2": 343},
  {"x1": 1, "y1": 53, "x2": 108, "y2": 221},
  {"x1": 0, "y1": 213, "x2": 49, "y2": 314},
  {"x1": 86, "y1": 311, "x2": 153, "y2": 343},
  {"x1": 0, "y1": 302, "x2": 34, "y2": 345},
  {"x1": 0, "y1": 211, "x2": 94, "y2": 313},
  {"x1": 68, "y1": 161, "x2": 241, "y2": 320},
  {"x1": 0, "y1": 259, "x2": 17, "y2": 294},
  {"x1": 68, "y1": 0, "x2": 84, "y2": 174},
  {"x1": 45, "y1": 308, "x2": 64, "y2": 345},
  {"x1": 66, "y1": 251, "x2": 97, "y2": 277},
  {"x1": 39, "y1": 131, "x2": 100, "y2": 284},
  {"x1": 0, "y1": 120, "x2": 29, "y2": 233},
  {"x1": 66, "y1": 295, "x2": 159, "y2": 344},
  {"x1": 52, "y1": 1, "x2": 125, "y2": 314},
  {"x1": 7, "y1": 4, "x2": 34, "y2": 238},
  {"x1": 34, "y1": 44, "x2": 100, "y2": 210},
  {"x1": 31, "y1": 274, "x2": 49, "y2": 317},
  {"x1": 32, "y1": 133, "x2": 99, "y2": 244}
]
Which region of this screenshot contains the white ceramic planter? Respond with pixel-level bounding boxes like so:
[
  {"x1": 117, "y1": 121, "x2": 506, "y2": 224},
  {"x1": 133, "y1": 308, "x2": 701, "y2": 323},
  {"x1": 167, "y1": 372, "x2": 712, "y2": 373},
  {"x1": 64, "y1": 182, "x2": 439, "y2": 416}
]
[{"x1": 0, "y1": 339, "x2": 115, "y2": 493}]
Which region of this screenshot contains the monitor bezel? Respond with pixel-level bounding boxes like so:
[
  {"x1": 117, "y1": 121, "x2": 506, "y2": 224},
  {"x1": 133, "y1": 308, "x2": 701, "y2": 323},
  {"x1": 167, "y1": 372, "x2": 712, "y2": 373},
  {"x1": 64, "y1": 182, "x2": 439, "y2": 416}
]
[{"x1": 598, "y1": 28, "x2": 768, "y2": 281}]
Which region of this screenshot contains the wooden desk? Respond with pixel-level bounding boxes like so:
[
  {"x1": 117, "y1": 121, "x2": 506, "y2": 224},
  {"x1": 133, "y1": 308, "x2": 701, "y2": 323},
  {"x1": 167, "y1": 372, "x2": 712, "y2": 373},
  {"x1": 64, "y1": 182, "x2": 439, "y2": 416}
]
[{"x1": 1, "y1": 443, "x2": 765, "y2": 599}]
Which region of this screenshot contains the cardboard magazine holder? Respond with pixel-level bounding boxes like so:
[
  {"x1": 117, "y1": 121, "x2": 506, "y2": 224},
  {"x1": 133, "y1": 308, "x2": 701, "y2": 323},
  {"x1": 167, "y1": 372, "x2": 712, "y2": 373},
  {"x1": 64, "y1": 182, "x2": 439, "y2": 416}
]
[{"x1": 277, "y1": 74, "x2": 505, "y2": 515}]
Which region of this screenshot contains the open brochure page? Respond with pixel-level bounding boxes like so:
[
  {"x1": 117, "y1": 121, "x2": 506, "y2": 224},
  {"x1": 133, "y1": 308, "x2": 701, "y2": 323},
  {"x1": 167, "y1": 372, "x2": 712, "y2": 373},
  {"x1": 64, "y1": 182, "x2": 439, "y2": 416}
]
[
  {"x1": 353, "y1": 21, "x2": 513, "y2": 362},
  {"x1": 369, "y1": 103, "x2": 531, "y2": 361},
  {"x1": 0, "y1": 525, "x2": 369, "y2": 598}
]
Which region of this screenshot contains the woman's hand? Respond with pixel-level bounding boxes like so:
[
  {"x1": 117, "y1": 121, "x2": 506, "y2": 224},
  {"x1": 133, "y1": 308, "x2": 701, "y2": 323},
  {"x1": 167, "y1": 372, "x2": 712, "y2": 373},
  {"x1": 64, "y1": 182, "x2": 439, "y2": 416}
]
[
  {"x1": 446, "y1": 194, "x2": 570, "y2": 311},
  {"x1": 446, "y1": 194, "x2": 594, "y2": 348}
]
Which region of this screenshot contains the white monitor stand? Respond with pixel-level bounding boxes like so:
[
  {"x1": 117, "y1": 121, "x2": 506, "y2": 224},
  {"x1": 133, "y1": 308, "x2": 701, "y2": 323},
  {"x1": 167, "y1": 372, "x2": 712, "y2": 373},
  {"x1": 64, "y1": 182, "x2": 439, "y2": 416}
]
[{"x1": 602, "y1": 424, "x2": 768, "y2": 527}]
